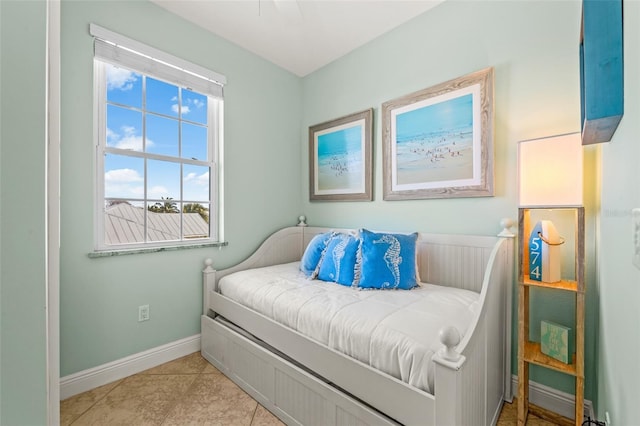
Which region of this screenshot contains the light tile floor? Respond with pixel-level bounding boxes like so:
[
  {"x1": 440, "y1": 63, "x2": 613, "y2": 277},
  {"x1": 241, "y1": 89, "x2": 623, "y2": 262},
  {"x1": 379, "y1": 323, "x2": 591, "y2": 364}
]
[
  {"x1": 61, "y1": 351, "x2": 562, "y2": 425},
  {"x1": 61, "y1": 352, "x2": 283, "y2": 426}
]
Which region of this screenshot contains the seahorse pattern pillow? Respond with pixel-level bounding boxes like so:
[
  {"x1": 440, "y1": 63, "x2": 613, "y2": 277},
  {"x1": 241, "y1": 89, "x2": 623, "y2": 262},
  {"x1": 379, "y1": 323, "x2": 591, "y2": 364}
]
[
  {"x1": 300, "y1": 232, "x2": 332, "y2": 277},
  {"x1": 358, "y1": 229, "x2": 418, "y2": 290},
  {"x1": 316, "y1": 232, "x2": 360, "y2": 286}
]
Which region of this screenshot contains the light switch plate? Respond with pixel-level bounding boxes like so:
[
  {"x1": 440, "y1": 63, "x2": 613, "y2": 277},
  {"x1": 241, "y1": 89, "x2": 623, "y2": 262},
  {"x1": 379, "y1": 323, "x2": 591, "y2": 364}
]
[{"x1": 633, "y1": 209, "x2": 640, "y2": 271}]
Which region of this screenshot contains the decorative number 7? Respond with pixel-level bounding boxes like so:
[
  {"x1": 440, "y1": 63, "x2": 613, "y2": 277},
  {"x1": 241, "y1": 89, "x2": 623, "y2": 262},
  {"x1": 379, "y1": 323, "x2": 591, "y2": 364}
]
[{"x1": 530, "y1": 252, "x2": 540, "y2": 264}]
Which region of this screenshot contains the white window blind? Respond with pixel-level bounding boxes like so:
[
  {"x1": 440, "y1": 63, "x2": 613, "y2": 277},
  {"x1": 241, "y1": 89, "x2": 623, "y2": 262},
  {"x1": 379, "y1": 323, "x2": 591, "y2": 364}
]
[{"x1": 90, "y1": 23, "x2": 225, "y2": 99}]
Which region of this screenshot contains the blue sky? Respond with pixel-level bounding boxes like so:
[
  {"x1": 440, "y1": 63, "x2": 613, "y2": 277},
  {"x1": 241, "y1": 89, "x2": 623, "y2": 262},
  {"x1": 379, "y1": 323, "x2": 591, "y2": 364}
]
[
  {"x1": 104, "y1": 64, "x2": 210, "y2": 204},
  {"x1": 396, "y1": 93, "x2": 473, "y2": 141}
]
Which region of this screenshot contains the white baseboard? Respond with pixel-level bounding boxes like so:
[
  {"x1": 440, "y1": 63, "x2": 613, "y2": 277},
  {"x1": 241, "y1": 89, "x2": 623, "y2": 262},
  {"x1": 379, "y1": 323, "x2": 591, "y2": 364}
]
[
  {"x1": 60, "y1": 334, "x2": 201, "y2": 400},
  {"x1": 511, "y1": 375, "x2": 595, "y2": 421}
]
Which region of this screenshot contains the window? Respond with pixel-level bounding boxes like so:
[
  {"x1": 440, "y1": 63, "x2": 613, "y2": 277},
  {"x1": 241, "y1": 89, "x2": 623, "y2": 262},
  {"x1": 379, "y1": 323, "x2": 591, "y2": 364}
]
[{"x1": 91, "y1": 24, "x2": 225, "y2": 251}]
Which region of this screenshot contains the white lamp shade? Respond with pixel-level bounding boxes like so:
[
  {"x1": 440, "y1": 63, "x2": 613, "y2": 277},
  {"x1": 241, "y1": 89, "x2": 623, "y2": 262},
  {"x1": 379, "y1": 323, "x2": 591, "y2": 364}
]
[{"x1": 518, "y1": 133, "x2": 583, "y2": 207}]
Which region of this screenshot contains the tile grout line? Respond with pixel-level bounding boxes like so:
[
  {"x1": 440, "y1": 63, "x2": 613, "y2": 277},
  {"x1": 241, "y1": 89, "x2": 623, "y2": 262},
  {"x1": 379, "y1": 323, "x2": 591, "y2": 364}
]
[
  {"x1": 158, "y1": 363, "x2": 210, "y2": 425},
  {"x1": 249, "y1": 400, "x2": 259, "y2": 426},
  {"x1": 65, "y1": 354, "x2": 207, "y2": 426},
  {"x1": 158, "y1": 375, "x2": 200, "y2": 425},
  {"x1": 67, "y1": 376, "x2": 128, "y2": 426}
]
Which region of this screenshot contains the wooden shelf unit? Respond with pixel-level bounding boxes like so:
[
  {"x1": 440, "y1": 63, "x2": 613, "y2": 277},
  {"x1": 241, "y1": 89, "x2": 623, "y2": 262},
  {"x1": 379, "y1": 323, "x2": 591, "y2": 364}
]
[{"x1": 517, "y1": 207, "x2": 585, "y2": 426}]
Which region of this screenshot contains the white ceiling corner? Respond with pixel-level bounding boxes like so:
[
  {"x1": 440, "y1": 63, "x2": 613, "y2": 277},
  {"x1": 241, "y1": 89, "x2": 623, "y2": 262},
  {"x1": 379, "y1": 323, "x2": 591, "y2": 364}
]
[{"x1": 150, "y1": 0, "x2": 445, "y2": 76}]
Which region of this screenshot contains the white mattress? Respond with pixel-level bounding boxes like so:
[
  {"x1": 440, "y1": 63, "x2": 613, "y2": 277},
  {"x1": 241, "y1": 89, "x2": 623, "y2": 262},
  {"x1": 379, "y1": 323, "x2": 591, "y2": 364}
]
[{"x1": 218, "y1": 261, "x2": 480, "y2": 394}]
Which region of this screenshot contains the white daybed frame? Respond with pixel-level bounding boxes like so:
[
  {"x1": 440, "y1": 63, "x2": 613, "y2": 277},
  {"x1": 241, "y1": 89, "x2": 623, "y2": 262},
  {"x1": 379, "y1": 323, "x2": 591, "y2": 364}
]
[{"x1": 201, "y1": 224, "x2": 514, "y2": 426}]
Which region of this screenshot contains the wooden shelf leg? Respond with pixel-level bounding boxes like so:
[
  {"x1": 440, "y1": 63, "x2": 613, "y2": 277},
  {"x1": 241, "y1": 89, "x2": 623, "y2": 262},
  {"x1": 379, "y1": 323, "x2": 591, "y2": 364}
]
[
  {"x1": 575, "y1": 291, "x2": 585, "y2": 426},
  {"x1": 518, "y1": 284, "x2": 530, "y2": 425},
  {"x1": 575, "y1": 376, "x2": 584, "y2": 426},
  {"x1": 517, "y1": 361, "x2": 529, "y2": 425}
]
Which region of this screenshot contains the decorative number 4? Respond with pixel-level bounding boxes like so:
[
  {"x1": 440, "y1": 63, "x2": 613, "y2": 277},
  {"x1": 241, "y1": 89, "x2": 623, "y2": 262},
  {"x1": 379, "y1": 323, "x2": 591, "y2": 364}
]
[{"x1": 530, "y1": 265, "x2": 541, "y2": 279}]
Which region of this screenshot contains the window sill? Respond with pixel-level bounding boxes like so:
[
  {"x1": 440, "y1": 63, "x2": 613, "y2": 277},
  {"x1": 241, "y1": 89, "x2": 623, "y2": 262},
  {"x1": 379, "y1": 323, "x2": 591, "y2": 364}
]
[{"x1": 88, "y1": 241, "x2": 228, "y2": 258}]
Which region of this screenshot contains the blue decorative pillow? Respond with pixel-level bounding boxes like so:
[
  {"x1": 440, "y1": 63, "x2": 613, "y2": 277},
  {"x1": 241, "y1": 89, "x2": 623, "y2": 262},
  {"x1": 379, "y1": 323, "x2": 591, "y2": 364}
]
[
  {"x1": 316, "y1": 232, "x2": 360, "y2": 286},
  {"x1": 300, "y1": 232, "x2": 332, "y2": 277},
  {"x1": 358, "y1": 229, "x2": 418, "y2": 290}
]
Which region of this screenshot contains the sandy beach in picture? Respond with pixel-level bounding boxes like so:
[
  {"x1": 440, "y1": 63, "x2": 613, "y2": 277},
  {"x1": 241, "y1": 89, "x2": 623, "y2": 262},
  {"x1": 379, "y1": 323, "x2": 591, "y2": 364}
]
[
  {"x1": 317, "y1": 151, "x2": 363, "y2": 192},
  {"x1": 395, "y1": 128, "x2": 473, "y2": 185},
  {"x1": 393, "y1": 93, "x2": 475, "y2": 188}
]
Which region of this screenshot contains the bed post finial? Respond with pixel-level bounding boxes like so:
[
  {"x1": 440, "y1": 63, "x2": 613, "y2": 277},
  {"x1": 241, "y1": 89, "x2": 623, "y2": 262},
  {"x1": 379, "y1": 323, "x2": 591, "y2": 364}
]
[
  {"x1": 438, "y1": 326, "x2": 461, "y2": 362},
  {"x1": 498, "y1": 217, "x2": 516, "y2": 238},
  {"x1": 204, "y1": 258, "x2": 214, "y2": 272},
  {"x1": 297, "y1": 215, "x2": 308, "y2": 227}
]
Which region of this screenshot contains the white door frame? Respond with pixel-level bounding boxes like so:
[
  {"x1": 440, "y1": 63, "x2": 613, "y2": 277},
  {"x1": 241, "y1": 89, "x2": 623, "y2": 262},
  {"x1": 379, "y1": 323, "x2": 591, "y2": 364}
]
[{"x1": 46, "y1": 0, "x2": 61, "y2": 423}]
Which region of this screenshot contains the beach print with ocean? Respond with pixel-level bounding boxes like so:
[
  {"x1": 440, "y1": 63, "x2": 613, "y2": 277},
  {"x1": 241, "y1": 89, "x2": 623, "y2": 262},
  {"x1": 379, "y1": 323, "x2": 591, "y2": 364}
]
[
  {"x1": 394, "y1": 93, "x2": 474, "y2": 188},
  {"x1": 316, "y1": 122, "x2": 364, "y2": 194}
]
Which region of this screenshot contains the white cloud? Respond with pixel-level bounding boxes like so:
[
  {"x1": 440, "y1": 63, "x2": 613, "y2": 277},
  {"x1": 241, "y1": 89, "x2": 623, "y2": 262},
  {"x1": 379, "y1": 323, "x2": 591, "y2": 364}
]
[
  {"x1": 127, "y1": 187, "x2": 143, "y2": 197},
  {"x1": 184, "y1": 171, "x2": 209, "y2": 186},
  {"x1": 105, "y1": 168, "x2": 144, "y2": 198},
  {"x1": 106, "y1": 127, "x2": 118, "y2": 143},
  {"x1": 148, "y1": 185, "x2": 170, "y2": 199},
  {"x1": 105, "y1": 168, "x2": 143, "y2": 183},
  {"x1": 104, "y1": 172, "x2": 172, "y2": 199},
  {"x1": 170, "y1": 97, "x2": 204, "y2": 116},
  {"x1": 184, "y1": 171, "x2": 209, "y2": 201},
  {"x1": 172, "y1": 104, "x2": 191, "y2": 115},
  {"x1": 106, "y1": 65, "x2": 138, "y2": 91},
  {"x1": 115, "y1": 136, "x2": 145, "y2": 150},
  {"x1": 107, "y1": 126, "x2": 154, "y2": 150},
  {"x1": 183, "y1": 98, "x2": 205, "y2": 109},
  {"x1": 121, "y1": 125, "x2": 136, "y2": 134}
]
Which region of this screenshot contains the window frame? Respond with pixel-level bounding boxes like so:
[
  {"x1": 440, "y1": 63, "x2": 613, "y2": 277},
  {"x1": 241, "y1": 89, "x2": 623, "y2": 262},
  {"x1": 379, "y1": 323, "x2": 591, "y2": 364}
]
[{"x1": 91, "y1": 25, "x2": 225, "y2": 253}]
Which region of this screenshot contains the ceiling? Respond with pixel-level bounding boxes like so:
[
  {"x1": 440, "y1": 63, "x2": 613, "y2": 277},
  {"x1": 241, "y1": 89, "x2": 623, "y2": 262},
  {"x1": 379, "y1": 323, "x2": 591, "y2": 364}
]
[{"x1": 150, "y1": 0, "x2": 444, "y2": 77}]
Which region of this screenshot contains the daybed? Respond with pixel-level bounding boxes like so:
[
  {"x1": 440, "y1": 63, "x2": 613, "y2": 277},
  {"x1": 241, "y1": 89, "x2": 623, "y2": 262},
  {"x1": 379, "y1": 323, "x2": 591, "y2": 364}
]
[{"x1": 201, "y1": 222, "x2": 514, "y2": 425}]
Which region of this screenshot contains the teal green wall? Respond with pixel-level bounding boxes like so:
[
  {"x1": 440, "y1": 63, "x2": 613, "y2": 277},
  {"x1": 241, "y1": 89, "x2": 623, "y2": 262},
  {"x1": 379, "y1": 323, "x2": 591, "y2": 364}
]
[
  {"x1": 60, "y1": 0, "x2": 301, "y2": 376},
  {"x1": 301, "y1": 0, "x2": 600, "y2": 403},
  {"x1": 597, "y1": 1, "x2": 640, "y2": 424},
  {"x1": 0, "y1": 1, "x2": 49, "y2": 424}
]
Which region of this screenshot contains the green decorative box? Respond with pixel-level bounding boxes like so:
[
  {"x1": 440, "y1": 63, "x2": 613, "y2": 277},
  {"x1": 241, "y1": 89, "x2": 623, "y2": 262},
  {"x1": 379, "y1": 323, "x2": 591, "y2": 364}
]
[{"x1": 540, "y1": 320, "x2": 573, "y2": 364}]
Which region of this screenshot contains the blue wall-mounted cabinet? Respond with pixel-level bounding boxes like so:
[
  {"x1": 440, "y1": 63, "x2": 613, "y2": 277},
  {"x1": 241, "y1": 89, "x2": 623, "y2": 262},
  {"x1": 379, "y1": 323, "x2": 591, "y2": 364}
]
[{"x1": 580, "y1": 0, "x2": 624, "y2": 145}]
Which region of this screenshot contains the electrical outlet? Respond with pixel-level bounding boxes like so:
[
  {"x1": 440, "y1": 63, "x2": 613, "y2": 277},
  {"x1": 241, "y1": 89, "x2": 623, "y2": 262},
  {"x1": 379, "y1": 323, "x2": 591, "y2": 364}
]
[
  {"x1": 138, "y1": 304, "x2": 150, "y2": 322},
  {"x1": 633, "y1": 209, "x2": 640, "y2": 271}
]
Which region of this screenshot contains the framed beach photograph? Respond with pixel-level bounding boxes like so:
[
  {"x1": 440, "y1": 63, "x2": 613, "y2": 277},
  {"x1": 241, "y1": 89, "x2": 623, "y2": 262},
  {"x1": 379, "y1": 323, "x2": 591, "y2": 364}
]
[
  {"x1": 309, "y1": 108, "x2": 373, "y2": 201},
  {"x1": 382, "y1": 67, "x2": 494, "y2": 200}
]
